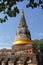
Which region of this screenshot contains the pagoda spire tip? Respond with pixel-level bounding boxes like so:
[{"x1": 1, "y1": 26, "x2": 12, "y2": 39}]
[{"x1": 22, "y1": 10, "x2": 24, "y2": 15}]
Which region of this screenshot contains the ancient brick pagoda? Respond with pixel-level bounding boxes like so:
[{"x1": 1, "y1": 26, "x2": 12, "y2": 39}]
[{"x1": 0, "y1": 11, "x2": 37, "y2": 65}]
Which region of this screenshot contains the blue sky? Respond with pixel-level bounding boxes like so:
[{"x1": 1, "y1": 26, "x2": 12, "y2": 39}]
[{"x1": 0, "y1": 0, "x2": 43, "y2": 49}]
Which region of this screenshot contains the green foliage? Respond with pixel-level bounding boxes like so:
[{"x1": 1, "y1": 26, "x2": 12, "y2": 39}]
[
  {"x1": 0, "y1": 0, "x2": 43, "y2": 23},
  {"x1": 33, "y1": 39, "x2": 43, "y2": 50},
  {"x1": 26, "y1": 0, "x2": 43, "y2": 9}
]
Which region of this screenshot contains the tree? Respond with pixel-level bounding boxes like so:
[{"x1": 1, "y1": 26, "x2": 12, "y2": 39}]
[
  {"x1": 33, "y1": 39, "x2": 43, "y2": 54},
  {"x1": 0, "y1": 0, "x2": 43, "y2": 23}
]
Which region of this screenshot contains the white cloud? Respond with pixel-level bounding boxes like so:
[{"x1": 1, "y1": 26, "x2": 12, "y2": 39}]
[
  {"x1": 0, "y1": 35, "x2": 10, "y2": 42},
  {"x1": 0, "y1": 42, "x2": 11, "y2": 49},
  {"x1": 6, "y1": 35, "x2": 10, "y2": 39},
  {"x1": 0, "y1": 42, "x2": 10, "y2": 46},
  {"x1": 35, "y1": 33, "x2": 43, "y2": 36},
  {"x1": 0, "y1": 35, "x2": 12, "y2": 49},
  {"x1": 38, "y1": 33, "x2": 43, "y2": 36},
  {"x1": 0, "y1": 35, "x2": 10, "y2": 39}
]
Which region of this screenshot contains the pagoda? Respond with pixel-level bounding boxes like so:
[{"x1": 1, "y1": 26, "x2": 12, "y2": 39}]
[
  {"x1": 12, "y1": 11, "x2": 37, "y2": 65},
  {"x1": 14, "y1": 11, "x2": 32, "y2": 45},
  {"x1": 0, "y1": 11, "x2": 38, "y2": 65},
  {"x1": 12, "y1": 11, "x2": 32, "y2": 50}
]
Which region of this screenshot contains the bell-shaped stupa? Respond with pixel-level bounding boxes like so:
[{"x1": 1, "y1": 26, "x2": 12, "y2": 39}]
[{"x1": 13, "y1": 11, "x2": 32, "y2": 45}]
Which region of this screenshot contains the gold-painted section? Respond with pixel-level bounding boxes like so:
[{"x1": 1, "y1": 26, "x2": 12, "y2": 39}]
[{"x1": 13, "y1": 38, "x2": 32, "y2": 45}]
